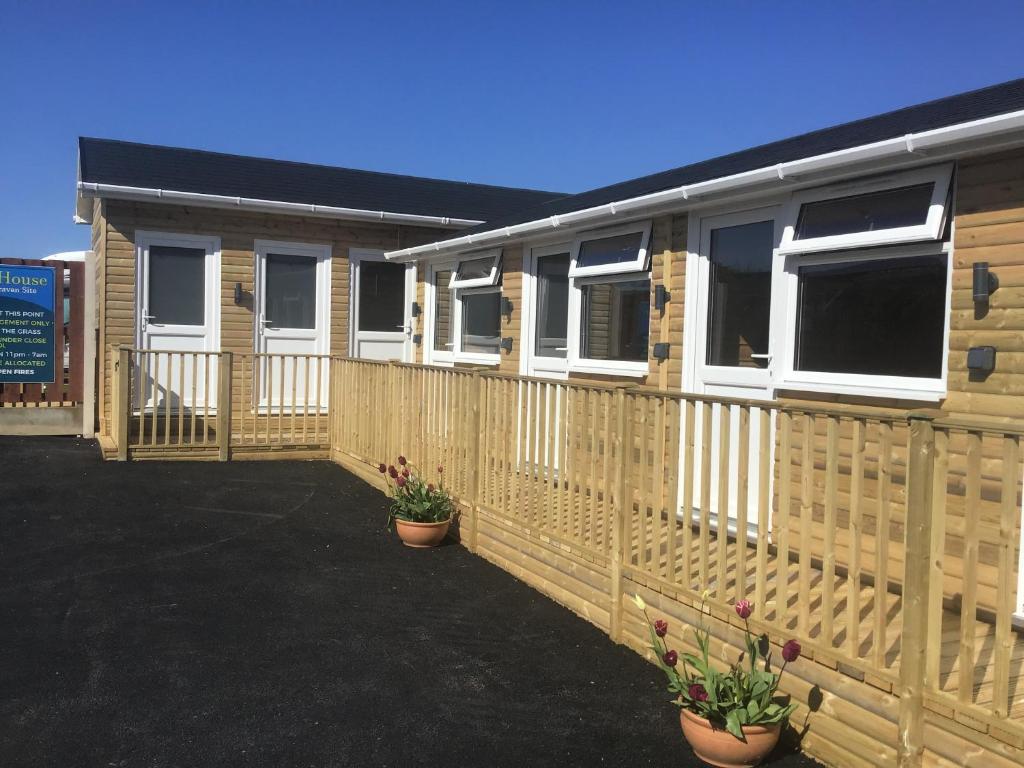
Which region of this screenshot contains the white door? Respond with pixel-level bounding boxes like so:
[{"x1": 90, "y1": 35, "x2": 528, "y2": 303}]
[
  {"x1": 350, "y1": 249, "x2": 414, "y2": 361},
  {"x1": 685, "y1": 207, "x2": 783, "y2": 537},
  {"x1": 519, "y1": 243, "x2": 572, "y2": 478},
  {"x1": 254, "y1": 240, "x2": 331, "y2": 409},
  {"x1": 523, "y1": 243, "x2": 571, "y2": 379},
  {"x1": 136, "y1": 231, "x2": 220, "y2": 409}
]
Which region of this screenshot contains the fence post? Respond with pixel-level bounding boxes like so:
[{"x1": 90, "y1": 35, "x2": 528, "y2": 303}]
[
  {"x1": 609, "y1": 387, "x2": 631, "y2": 643},
  {"x1": 115, "y1": 345, "x2": 130, "y2": 461},
  {"x1": 465, "y1": 370, "x2": 483, "y2": 553},
  {"x1": 897, "y1": 414, "x2": 936, "y2": 767},
  {"x1": 217, "y1": 352, "x2": 233, "y2": 461}
]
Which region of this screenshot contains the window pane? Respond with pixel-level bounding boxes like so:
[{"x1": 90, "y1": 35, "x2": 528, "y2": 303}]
[
  {"x1": 433, "y1": 270, "x2": 453, "y2": 352},
  {"x1": 149, "y1": 245, "x2": 205, "y2": 326},
  {"x1": 795, "y1": 254, "x2": 947, "y2": 378},
  {"x1": 265, "y1": 252, "x2": 316, "y2": 329},
  {"x1": 581, "y1": 279, "x2": 649, "y2": 362},
  {"x1": 795, "y1": 183, "x2": 933, "y2": 240},
  {"x1": 577, "y1": 231, "x2": 644, "y2": 269},
  {"x1": 358, "y1": 261, "x2": 405, "y2": 332},
  {"x1": 461, "y1": 290, "x2": 500, "y2": 355},
  {"x1": 535, "y1": 254, "x2": 570, "y2": 358},
  {"x1": 706, "y1": 221, "x2": 773, "y2": 368},
  {"x1": 456, "y1": 255, "x2": 495, "y2": 282}
]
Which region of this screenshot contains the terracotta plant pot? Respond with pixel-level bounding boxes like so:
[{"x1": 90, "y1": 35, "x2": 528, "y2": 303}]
[
  {"x1": 394, "y1": 518, "x2": 450, "y2": 548},
  {"x1": 679, "y1": 709, "x2": 781, "y2": 768}
]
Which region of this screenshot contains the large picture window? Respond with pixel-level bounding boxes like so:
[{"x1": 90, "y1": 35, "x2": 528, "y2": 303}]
[
  {"x1": 771, "y1": 165, "x2": 954, "y2": 400},
  {"x1": 794, "y1": 253, "x2": 947, "y2": 379}
]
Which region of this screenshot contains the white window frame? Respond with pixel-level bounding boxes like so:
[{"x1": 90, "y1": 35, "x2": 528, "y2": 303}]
[
  {"x1": 568, "y1": 272, "x2": 651, "y2": 378},
  {"x1": 777, "y1": 240, "x2": 953, "y2": 402},
  {"x1": 568, "y1": 220, "x2": 652, "y2": 279},
  {"x1": 449, "y1": 248, "x2": 502, "y2": 289},
  {"x1": 425, "y1": 258, "x2": 502, "y2": 367},
  {"x1": 424, "y1": 260, "x2": 456, "y2": 366},
  {"x1": 455, "y1": 284, "x2": 503, "y2": 364},
  {"x1": 778, "y1": 163, "x2": 953, "y2": 255}
]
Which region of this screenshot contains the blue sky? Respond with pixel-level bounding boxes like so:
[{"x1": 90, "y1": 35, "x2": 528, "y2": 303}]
[{"x1": 2, "y1": 0, "x2": 1023, "y2": 256}]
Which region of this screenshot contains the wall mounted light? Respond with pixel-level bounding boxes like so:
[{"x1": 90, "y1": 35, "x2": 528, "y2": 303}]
[
  {"x1": 411, "y1": 301, "x2": 422, "y2": 318},
  {"x1": 654, "y1": 285, "x2": 671, "y2": 312},
  {"x1": 653, "y1": 342, "x2": 670, "y2": 361},
  {"x1": 973, "y1": 262, "x2": 999, "y2": 303},
  {"x1": 967, "y1": 345, "x2": 996, "y2": 375},
  {"x1": 501, "y1": 297, "x2": 514, "y2": 319},
  {"x1": 500, "y1": 337, "x2": 513, "y2": 353},
  {"x1": 234, "y1": 282, "x2": 244, "y2": 304},
  {"x1": 413, "y1": 333, "x2": 423, "y2": 346}
]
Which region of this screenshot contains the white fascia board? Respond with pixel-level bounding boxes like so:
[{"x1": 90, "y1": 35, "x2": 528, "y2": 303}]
[
  {"x1": 73, "y1": 181, "x2": 484, "y2": 228},
  {"x1": 384, "y1": 107, "x2": 1024, "y2": 262}
]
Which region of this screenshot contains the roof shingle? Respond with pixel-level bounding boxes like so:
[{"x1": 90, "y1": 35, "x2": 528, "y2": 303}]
[{"x1": 78, "y1": 138, "x2": 569, "y2": 223}]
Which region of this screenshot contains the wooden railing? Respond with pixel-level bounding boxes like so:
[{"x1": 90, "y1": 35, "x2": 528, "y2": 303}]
[
  {"x1": 327, "y1": 359, "x2": 1024, "y2": 753},
  {"x1": 110, "y1": 347, "x2": 331, "y2": 459}
]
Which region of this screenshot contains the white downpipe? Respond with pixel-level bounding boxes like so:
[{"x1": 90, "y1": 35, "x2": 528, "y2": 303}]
[
  {"x1": 75, "y1": 181, "x2": 484, "y2": 229},
  {"x1": 385, "y1": 107, "x2": 1024, "y2": 261}
]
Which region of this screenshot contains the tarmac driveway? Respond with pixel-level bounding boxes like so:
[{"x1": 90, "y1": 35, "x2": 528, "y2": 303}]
[{"x1": 0, "y1": 437, "x2": 818, "y2": 767}]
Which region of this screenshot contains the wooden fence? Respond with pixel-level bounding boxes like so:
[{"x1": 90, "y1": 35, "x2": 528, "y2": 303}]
[
  {"x1": 327, "y1": 358, "x2": 1024, "y2": 765},
  {"x1": 109, "y1": 351, "x2": 1024, "y2": 764},
  {"x1": 110, "y1": 347, "x2": 330, "y2": 459}
]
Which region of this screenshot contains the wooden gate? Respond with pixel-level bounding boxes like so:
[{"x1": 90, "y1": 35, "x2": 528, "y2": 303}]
[{"x1": 0, "y1": 257, "x2": 95, "y2": 436}]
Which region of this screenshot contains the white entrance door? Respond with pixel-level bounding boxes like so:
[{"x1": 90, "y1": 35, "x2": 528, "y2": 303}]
[
  {"x1": 523, "y1": 243, "x2": 571, "y2": 379},
  {"x1": 685, "y1": 206, "x2": 783, "y2": 537},
  {"x1": 254, "y1": 240, "x2": 331, "y2": 409},
  {"x1": 350, "y1": 249, "x2": 414, "y2": 361},
  {"x1": 136, "y1": 231, "x2": 220, "y2": 409}
]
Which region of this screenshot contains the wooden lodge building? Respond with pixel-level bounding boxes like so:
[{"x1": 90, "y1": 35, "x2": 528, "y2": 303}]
[{"x1": 73, "y1": 77, "x2": 1024, "y2": 766}]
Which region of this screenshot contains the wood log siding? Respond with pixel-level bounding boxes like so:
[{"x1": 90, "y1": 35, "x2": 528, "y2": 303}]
[{"x1": 95, "y1": 199, "x2": 453, "y2": 435}]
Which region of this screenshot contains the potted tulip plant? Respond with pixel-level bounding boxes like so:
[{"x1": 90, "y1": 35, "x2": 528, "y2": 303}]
[
  {"x1": 379, "y1": 456, "x2": 454, "y2": 548},
  {"x1": 635, "y1": 594, "x2": 801, "y2": 768}
]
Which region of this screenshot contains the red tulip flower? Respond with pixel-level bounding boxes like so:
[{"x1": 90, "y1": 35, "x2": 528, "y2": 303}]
[
  {"x1": 402, "y1": 468, "x2": 410, "y2": 478},
  {"x1": 437, "y1": 465, "x2": 444, "y2": 474},
  {"x1": 663, "y1": 650, "x2": 678, "y2": 667},
  {"x1": 378, "y1": 463, "x2": 387, "y2": 474},
  {"x1": 654, "y1": 619, "x2": 668, "y2": 638},
  {"x1": 396, "y1": 475, "x2": 407, "y2": 488},
  {"x1": 388, "y1": 465, "x2": 398, "y2": 478},
  {"x1": 688, "y1": 683, "x2": 708, "y2": 702},
  {"x1": 782, "y1": 639, "x2": 801, "y2": 663},
  {"x1": 427, "y1": 483, "x2": 435, "y2": 492},
  {"x1": 398, "y1": 455, "x2": 407, "y2": 466},
  {"x1": 735, "y1": 599, "x2": 752, "y2": 620}
]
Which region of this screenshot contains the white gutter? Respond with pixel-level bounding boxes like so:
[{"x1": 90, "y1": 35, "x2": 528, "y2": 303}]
[
  {"x1": 74, "y1": 181, "x2": 484, "y2": 229},
  {"x1": 385, "y1": 107, "x2": 1024, "y2": 261}
]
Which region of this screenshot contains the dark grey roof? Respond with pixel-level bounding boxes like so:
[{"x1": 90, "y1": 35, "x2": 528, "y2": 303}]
[
  {"x1": 456, "y1": 76, "x2": 1024, "y2": 237},
  {"x1": 78, "y1": 138, "x2": 568, "y2": 223}
]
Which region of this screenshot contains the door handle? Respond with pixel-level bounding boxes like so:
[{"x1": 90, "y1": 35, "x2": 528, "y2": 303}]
[
  {"x1": 142, "y1": 313, "x2": 155, "y2": 329},
  {"x1": 396, "y1": 324, "x2": 412, "y2": 333}
]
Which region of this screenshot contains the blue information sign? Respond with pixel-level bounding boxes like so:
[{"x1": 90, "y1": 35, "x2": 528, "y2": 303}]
[{"x1": 0, "y1": 265, "x2": 57, "y2": 384}]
